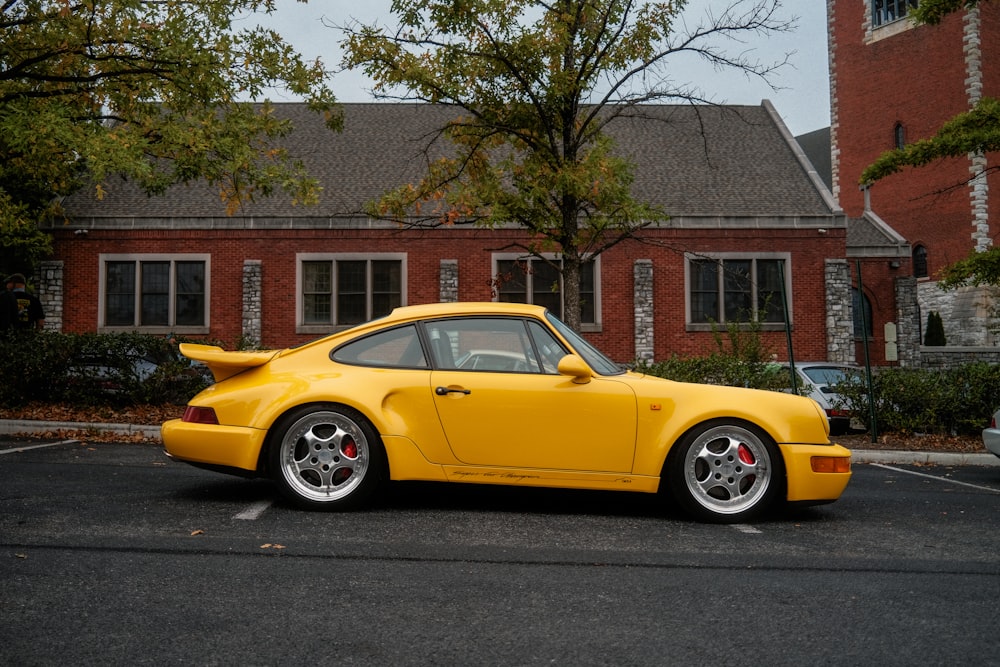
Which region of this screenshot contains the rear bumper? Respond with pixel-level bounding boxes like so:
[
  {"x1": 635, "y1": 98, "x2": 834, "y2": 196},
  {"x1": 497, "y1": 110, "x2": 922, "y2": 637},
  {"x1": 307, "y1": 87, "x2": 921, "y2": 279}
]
[
  {"x1": 780, "y1": 443, "x2": 852, "y2": 503},
  {"x1": 161, "y1": 418, "x2": 267, "y2": 472}
]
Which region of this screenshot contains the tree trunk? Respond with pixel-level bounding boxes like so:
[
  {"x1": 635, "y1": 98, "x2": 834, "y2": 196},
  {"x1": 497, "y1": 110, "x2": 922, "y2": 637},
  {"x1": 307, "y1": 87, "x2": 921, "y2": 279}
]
[{"x1": 560, "y1": 203, "x2": 582, "y2": 331}]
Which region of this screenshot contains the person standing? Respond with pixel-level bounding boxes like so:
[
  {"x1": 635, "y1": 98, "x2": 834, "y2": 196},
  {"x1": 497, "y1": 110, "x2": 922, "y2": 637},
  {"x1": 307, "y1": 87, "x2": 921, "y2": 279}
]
[
  {"x1": 5, "y1": 273, "x2": 45, "y2": 330},
  {"x1": 0, "y1": 274, "x2": 17, "y2": 331}
]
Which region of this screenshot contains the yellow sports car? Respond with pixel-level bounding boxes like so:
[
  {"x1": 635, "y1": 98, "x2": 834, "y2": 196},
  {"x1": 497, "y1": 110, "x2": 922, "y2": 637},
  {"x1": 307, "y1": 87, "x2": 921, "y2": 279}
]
[{"x1": 162, "y1": 302, "x2": 851, "y2": 522}]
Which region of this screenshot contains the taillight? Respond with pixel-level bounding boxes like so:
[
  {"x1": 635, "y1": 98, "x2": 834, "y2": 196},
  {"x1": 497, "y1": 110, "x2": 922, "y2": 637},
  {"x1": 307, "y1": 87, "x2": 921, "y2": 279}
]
[{"x1": 182, "y1": 406, "x2": 219, "y2": 424}]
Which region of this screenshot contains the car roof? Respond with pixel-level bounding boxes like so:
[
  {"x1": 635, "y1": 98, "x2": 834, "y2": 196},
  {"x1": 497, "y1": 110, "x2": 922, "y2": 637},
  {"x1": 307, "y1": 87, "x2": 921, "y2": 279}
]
[{"x1": 381, "y1": 302, "x2": 549, "y2": 324}]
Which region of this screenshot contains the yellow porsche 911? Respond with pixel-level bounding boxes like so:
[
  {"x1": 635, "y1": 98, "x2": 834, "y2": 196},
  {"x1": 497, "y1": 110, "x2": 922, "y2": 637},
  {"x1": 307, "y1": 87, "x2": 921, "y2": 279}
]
[{"x1": 161, "y1": 302, "x2": 851, "y2": 522}]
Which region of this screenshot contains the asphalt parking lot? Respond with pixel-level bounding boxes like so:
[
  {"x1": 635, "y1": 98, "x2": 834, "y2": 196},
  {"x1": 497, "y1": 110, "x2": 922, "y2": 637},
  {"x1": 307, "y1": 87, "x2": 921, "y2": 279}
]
[{"x1": 2, "y1": 436, "x2": 999, "y2": 665}]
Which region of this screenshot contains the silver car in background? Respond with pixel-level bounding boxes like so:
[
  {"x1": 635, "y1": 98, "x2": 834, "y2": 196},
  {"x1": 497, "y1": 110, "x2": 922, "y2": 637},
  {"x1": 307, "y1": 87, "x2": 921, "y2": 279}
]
[
  {"x1": 982, "y1": 409, "x2": 1000, "y2": 459},
  {"x1": 782, "y1": 362, "x2": 861, "y2": 436}
]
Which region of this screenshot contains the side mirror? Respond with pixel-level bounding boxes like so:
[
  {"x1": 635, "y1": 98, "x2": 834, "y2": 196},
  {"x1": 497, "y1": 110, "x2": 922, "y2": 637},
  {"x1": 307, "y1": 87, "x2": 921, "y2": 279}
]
[{"x1": 557, "y1": 354, "x2": 592, "y2": 384}]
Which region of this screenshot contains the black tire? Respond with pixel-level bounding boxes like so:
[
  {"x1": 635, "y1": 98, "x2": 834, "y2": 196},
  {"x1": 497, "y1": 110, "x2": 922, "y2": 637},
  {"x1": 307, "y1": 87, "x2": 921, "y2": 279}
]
[
  {"x1": 667, "y1": 419, "x2": 785, "y2": 523},
  {"x1": 269, "y1": 404, "x2": 387, "y2": 511}
]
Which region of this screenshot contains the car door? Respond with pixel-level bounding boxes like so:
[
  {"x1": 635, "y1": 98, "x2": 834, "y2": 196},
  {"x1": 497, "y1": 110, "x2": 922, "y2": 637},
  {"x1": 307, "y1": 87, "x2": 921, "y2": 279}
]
[{"x1": 425, "y1": 316, "x2": 638, "y2": 472}]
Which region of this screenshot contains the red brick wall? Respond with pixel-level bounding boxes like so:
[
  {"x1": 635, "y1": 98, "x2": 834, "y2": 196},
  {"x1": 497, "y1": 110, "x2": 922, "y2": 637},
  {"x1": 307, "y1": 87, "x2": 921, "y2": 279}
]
[
  {"x1": 830, "y1": 1, "x2": 1000, "y2": 363},
  {"x1": 833, "y1": 3, "x2": 975, "y2": 275},
  {"x1": 52, "y1": 225, "x2": 843, "y2": 363}
]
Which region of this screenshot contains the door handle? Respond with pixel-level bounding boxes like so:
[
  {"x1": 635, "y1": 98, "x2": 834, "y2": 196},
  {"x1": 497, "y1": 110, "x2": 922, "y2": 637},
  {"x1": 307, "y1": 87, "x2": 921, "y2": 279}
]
[{"x1": 435, "y1": 386, "x2": 471, "y2": 396}]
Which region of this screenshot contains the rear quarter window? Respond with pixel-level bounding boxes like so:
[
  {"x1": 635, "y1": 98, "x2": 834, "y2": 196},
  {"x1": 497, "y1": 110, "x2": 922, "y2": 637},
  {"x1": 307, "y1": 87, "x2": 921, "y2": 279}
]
[{"x1": 332, "y1": 325, "x2": 427, "y2": 368}]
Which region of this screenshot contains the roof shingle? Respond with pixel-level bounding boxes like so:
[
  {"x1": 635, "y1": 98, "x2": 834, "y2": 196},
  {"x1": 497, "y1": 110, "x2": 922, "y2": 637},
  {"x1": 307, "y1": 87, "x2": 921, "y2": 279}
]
[{"x1": 61, "y1": 102, "x2": 836, "y2": 222}]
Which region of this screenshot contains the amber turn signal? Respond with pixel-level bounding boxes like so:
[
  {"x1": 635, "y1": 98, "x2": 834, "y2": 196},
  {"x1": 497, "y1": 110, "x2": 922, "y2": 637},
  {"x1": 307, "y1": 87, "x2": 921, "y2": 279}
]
[{"x1": 811, "y1": 456, "x2": 851, "y2": 473}]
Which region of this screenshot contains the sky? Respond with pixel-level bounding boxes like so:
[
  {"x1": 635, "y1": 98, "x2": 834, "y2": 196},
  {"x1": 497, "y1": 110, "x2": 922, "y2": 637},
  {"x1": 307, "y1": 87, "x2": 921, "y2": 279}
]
[{"x1": 250, "y1": 0, "x2": 830, "y2": 137}]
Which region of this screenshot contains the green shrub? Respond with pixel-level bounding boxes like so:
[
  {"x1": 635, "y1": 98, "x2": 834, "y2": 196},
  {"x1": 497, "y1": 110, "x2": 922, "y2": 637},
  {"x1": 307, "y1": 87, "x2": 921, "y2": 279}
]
[
  {"x1": 820, "y1": 363, "x2": 1000, "y2": 436},
  {"x1": 631, "y1": 309, "x2": 998, "y2": 435},
  {"x1": 636, "y1": 353, "x2": 787, "y2": 391},
  {"x1": 0, "y1": 331, "x2": 211, "y2": 408},
  {"x1": 635, "y1": 316, "x2": 786, "y2": 391},
  {"x1": 924, "y1": 311, "x2": 946, "y2": 346}
]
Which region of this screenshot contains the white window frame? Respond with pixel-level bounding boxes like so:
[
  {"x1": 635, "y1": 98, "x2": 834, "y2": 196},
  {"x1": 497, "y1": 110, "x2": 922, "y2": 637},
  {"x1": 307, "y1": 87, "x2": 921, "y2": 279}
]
[
  {"x1": 867, "y1": 0, "x2": 920, "y2": 42},
  {"x1": 871, "y1": 0, "x2": 918, "y2": 28},
  {"x1": 491, "y1": 253, "x2": 602, "y2": 332},
  {"x1": 684, "y1": 252, "x2": 792, "y2": 332},
  {"x1": 98, "y1": 253, "x2": 211, "y2": 334},
  {"x1": 296, "y1": 253, "x2": 407, "y2": 334}
]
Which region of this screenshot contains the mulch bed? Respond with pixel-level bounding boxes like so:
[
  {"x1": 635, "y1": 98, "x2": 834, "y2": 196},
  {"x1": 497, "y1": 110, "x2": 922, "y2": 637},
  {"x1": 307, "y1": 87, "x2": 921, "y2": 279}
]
[{"x1": 836, "y1": 432, "x2": 984, "y2": 453}]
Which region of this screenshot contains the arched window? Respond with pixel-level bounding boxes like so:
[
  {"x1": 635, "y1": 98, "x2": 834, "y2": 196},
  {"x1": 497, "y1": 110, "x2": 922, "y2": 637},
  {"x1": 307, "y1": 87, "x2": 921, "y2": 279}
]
[
  {"x1": 894, "y1": 122, "x2": 906, "y2": 149},
  {"x1": 913, "y1": 245, "x2": 928, "y2": 278},
  {"x1": 853, "y1": 288, "x2": 873, "y2": 339}
]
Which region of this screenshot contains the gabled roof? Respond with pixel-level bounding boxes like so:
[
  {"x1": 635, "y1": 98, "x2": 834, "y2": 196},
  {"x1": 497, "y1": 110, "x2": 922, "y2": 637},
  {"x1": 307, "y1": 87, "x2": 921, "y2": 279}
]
[
  {"x1": 847, "y1": 212, "x2": 911, "y2": 258},
  {"x1": 60, "y1": 102, "x2": 840, "y2": 225},
  {"x1": 793, "y1": 127, "x2": 833, "y2": 191}
]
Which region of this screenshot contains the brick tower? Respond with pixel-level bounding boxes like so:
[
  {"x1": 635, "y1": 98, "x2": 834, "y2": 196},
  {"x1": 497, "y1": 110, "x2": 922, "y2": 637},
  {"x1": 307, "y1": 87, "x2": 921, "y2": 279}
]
[{"x1": 829, "y1": 0, "x2": 1000, "y2": 352}]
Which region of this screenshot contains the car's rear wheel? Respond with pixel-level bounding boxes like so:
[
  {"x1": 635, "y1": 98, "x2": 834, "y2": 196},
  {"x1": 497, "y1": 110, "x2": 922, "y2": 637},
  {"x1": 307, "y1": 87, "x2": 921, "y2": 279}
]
[
  {"x1": 269, "y1": 404, "x2": 386, "y2": 511},
  {"x1": 668, "y1": 420, "x2": 785, "y2": 523}
]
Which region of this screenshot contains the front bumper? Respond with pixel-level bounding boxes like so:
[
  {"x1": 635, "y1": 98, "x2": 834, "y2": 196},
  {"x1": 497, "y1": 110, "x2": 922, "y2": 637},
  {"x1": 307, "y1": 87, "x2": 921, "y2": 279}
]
[{"x1": 779, "y1": 443, "x2": 852, "y2": 502}]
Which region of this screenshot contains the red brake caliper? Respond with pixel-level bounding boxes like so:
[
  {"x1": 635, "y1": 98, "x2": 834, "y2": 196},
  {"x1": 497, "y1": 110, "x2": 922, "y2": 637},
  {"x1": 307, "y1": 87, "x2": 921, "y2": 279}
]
[
  {"x1": 342, "y1": 437, "x2": 358, "y2": 459},
  {"x1": 331, "y1": 436, "x2": 357, "y2": 485},
  {"x1": 737, "y1": 443, "x2": 755, "y2": 465}
]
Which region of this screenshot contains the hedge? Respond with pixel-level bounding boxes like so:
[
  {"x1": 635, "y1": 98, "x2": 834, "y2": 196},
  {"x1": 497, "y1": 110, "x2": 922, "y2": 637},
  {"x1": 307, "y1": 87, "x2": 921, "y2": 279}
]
[
  {"x1": 0, "y1": 331, "x2": 211, "y2": 407},
  {"x1": 638, "y1": 356, "x2": 999, "y2": 437}
]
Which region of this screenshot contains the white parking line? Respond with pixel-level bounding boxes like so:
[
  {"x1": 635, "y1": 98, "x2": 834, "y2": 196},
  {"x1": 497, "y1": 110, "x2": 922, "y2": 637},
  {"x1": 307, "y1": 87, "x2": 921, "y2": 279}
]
[
  {"x1": 0, "y1": 439, "x2": 79, "y2": 455},
  {"x1": 733, "y1": 524, "x2": 762, "y2": 534},
  {"x1": 872, "y1": 463, "x2": 1000, "y2": 494},
  {"x1": 234, "y1": 500, "x2": 272, "y2": 520}
]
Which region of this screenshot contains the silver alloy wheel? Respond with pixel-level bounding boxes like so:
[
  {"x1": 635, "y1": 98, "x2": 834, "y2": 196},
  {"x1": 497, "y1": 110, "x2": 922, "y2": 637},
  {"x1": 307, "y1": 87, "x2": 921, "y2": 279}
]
[
  {"x1": 277, "y1": 409, "x2": 370, "y2": 503},
  {"x1": 680, "y1": 424, "x2": 772, "y2": 516}
]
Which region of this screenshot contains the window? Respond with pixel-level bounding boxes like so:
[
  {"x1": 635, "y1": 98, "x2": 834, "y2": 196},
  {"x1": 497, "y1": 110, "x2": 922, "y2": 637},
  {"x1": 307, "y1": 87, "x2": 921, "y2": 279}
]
[
  {"x1": 687, "y1": 254, "x2": 790, "y2": 328},
  {"x1": 100, "y1": 255, "x2": 208, "y2": 332},
  {"x1": 872, "y1": 0, "x2": 918, "y2": 28},
  {"x1": 853, "y1": 288, "x2": 874, "y2": 339},
  {"x1": 299, "y1": 255, "x2": 405, "y2": 331},
  {"x1": 425, "y1": 317, "x2": 546, "y2": 373},
  {"x1": 913, "y1": 245, "x2": 928, "y2": 278},
  {"x1": 332, "y1": 325, "x2": 426, "y2": 368},
  {"x1": 894, "y1": 122, "x2": 906, "y2": 149},
  {"x1": 493, "y1": 255, "x2": 600, "y2": 327}
]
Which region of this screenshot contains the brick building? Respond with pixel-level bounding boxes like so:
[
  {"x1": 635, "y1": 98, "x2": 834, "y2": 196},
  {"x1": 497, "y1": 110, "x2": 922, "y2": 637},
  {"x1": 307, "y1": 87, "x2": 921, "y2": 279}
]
[
  {"x1": 47, "y1": 102, "x2": 850, "y2": 363},
  {"x1": 829, "y1": 0, "x2": 1000, "y2": 361}
]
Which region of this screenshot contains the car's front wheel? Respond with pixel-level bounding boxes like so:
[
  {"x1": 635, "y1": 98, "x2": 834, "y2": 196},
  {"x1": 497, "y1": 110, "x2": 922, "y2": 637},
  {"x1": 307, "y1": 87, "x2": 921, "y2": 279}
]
[
  {"x1": 668, "y1": 420, "x2": 785, "y2": 523},
  {"x1": 269, "y1": 404, "x2": 386, "y2": 511}
]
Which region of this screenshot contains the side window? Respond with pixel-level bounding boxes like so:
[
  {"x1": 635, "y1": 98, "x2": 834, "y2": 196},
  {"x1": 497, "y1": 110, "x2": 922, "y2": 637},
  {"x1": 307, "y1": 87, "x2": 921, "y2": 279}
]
[
  {"x1": 527, "y1": 320, "x2": 568, "y2": 373},
  {"x1": 425, "y1": 318, "x2": 543, "y2": 373},
  {"x1": 332, "y1": 325, "x2": 426, "y2": 368}
]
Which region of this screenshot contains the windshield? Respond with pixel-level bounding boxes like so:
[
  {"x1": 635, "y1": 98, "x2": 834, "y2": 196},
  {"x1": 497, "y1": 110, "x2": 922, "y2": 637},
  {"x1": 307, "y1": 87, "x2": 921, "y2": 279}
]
[
  {"x1": 802, "y1": 367, "x2": 848, "y2": 386},
  {"x1": 546, "y1": 312, "x2": 624, "y2": 376}
]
